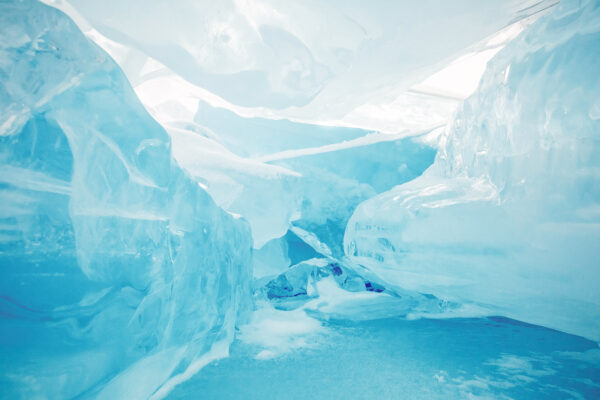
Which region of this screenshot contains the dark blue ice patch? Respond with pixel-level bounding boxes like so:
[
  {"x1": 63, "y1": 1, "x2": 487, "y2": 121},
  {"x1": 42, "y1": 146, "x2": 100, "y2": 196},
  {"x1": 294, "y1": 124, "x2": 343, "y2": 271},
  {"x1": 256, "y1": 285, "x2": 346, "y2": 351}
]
[{"x1": 365, "y1": 281, "x2": 385, "y2": 293}]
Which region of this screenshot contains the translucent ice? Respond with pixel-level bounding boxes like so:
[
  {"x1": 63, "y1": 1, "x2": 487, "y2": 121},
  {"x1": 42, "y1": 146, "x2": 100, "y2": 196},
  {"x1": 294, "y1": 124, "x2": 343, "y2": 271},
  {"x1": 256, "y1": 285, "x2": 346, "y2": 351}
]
[
  {"x1": 345, "y1": 0, "x2": 600, "y2": 341},
  {"x1": 0, "y1": 1, "x2": 252, "y2": 398},
  {"x1": 48, "y1": 0, "x2": 555, "y2": 133},
  {"x1": 3, "y1": 0, "x2": 599, "y2": 398}
]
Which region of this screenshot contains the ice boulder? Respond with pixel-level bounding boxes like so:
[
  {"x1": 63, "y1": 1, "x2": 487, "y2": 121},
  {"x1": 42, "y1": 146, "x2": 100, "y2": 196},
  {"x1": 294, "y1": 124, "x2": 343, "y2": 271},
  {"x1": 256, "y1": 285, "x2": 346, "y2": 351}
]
[
  {"x1": 344, "y1": 0, "x2": 600, "y2": 341},
  {"x1": 0, "y1": 1, "x2": 252, "y2": 398}
]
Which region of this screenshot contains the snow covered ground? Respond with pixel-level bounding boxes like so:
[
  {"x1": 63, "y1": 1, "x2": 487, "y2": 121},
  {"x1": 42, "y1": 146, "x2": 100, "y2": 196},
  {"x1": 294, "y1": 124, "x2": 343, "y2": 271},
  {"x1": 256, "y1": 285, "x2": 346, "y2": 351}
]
[{"x1": 168, "y1": 316, "x2": 600, "y2": 400}]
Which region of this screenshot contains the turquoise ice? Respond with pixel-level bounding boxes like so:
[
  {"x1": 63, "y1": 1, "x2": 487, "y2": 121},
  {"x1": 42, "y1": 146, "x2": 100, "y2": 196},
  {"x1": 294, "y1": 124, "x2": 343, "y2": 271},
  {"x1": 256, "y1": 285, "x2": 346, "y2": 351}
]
[
  {"x1": 1, "y1": 0, "x2": 599, "y2": 398},
  {"x1": 345, "y1": 0, "x2": 600, "y2": 341},
  {"x1": 1, "y1": 1, "x2": 251, "y2": 398}
]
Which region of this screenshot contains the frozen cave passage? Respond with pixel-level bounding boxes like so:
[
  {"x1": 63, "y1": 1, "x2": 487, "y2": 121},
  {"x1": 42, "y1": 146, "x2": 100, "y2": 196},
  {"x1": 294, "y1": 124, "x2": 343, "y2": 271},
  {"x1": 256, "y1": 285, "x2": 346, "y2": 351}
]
[{"x1": 1, "y1": 0, "x2": 600, "y2": 399}]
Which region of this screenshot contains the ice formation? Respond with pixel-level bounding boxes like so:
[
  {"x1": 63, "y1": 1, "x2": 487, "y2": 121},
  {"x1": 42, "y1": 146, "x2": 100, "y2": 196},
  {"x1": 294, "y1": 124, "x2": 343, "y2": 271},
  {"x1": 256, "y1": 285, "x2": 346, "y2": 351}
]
[
  {"x1": 0, "y1": 1, "x2": 251, "y2": 398},
  {"x1": 345, "y1": 0, "x2": 600, "y2": 341},
  {"x1": 42, "y1": 0, "x2": 550, "y2": 253},
  {"x1": 2, "y1": 0, "x2": 599, "y2": 398},
  {"x1": 45, "y1": 0, "x2": 555, "y2": 132}
]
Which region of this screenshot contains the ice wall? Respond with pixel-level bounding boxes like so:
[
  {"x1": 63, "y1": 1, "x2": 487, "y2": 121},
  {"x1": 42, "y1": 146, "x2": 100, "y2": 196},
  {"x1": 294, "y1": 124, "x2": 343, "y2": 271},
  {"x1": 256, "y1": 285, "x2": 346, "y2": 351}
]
[
  {"x1": 0, "y1": 1, "x2": 252, "y2": 398},
  {"x1": 345, "y1": 0, "x2": 600, "y2": 341}
]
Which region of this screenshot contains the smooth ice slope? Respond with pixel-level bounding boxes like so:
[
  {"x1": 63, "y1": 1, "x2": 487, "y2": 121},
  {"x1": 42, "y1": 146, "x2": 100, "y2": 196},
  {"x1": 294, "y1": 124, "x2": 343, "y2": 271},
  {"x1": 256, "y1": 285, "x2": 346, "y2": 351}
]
[
  {"x1": 0, "y1": 1, "x2": 252, "y2": 398},
  {"x1": 345, "y1": 0, "x2": 600, "y2": 341}
]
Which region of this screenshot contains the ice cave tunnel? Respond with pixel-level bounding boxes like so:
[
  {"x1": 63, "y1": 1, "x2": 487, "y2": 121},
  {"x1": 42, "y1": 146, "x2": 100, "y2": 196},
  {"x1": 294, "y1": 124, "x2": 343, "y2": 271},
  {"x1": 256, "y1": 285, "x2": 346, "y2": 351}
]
[{"x1": 1, "y1": 0, "x2": 599, "y2": 398}]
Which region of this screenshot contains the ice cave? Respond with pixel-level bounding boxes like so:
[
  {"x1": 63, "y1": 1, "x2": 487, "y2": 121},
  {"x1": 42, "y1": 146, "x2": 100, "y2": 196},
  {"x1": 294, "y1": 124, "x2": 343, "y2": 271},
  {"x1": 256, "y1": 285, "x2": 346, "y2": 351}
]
[{"x1": 1, "y1": 0, "x2": 599, "y2": 398}]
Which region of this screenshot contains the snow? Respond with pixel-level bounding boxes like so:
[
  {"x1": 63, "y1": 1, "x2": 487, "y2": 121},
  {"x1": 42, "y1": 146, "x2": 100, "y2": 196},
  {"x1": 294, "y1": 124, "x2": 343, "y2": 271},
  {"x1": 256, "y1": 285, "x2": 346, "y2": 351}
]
[{"x1": 168, "y1": 316, "x2": 600, "y2": 400}]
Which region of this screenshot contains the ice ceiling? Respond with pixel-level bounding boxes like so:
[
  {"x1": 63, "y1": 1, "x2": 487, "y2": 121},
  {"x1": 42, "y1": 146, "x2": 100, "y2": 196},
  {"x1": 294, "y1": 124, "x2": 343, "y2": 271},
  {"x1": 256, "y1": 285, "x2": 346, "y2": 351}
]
[{"x1": 1, "y1": 0, "x2": 598, "y2": 398}]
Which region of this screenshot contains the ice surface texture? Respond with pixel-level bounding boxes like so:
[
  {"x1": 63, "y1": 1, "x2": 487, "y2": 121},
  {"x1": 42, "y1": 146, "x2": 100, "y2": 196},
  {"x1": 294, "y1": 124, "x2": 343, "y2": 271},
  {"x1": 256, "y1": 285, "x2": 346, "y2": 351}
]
[
  {"x1": 0, "y1": 1, "x2": 252, "y2": 398},
  {"x1": 345, "y1": 0, "x2": 600, "y2": 341},
  {"x1": 60, "y1": 0, "x2": 555, "y2": 131}
]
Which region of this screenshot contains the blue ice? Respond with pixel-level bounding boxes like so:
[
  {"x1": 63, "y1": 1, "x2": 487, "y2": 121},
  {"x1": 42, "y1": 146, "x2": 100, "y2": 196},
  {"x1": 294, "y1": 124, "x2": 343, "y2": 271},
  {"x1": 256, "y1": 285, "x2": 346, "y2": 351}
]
[{"x1": 1, "y1": 0, "x2": 599, "y2": 398}]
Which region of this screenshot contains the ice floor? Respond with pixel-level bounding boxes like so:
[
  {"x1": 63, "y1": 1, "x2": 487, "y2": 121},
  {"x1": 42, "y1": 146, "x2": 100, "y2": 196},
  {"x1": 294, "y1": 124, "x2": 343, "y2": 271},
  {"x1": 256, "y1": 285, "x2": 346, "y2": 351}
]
[{"x1": 167, "y1": 316, "x2": 600, "y2": 400}]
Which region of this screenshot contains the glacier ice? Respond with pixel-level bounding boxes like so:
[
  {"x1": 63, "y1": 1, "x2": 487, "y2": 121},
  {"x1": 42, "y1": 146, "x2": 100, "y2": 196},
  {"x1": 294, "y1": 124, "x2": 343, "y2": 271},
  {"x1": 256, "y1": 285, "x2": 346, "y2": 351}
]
[
  {"x1": 44, "y1": 0, "x2": 548, "y2": 258},
  {"x1": 44, "y1": 0, "x2": 531, "y2": 252},
  {"x1": 2, "y1": 0, "x2": 600, "y2": 398},
  {"x1": 132, "y1": 59, "x2": 437, "y2": 252},
  {"x1": 48, "y1": 0, "x2": 557, "y2": 131},
  {"x1": 345, "y1": 0, "x2": 600, "y2": 341},
  {"x1": 270, "y1": 134, "x2": 436, "y2": 259},
  {"x1": 0, "y1": 1, "x2": 252, "y2": 398}
]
